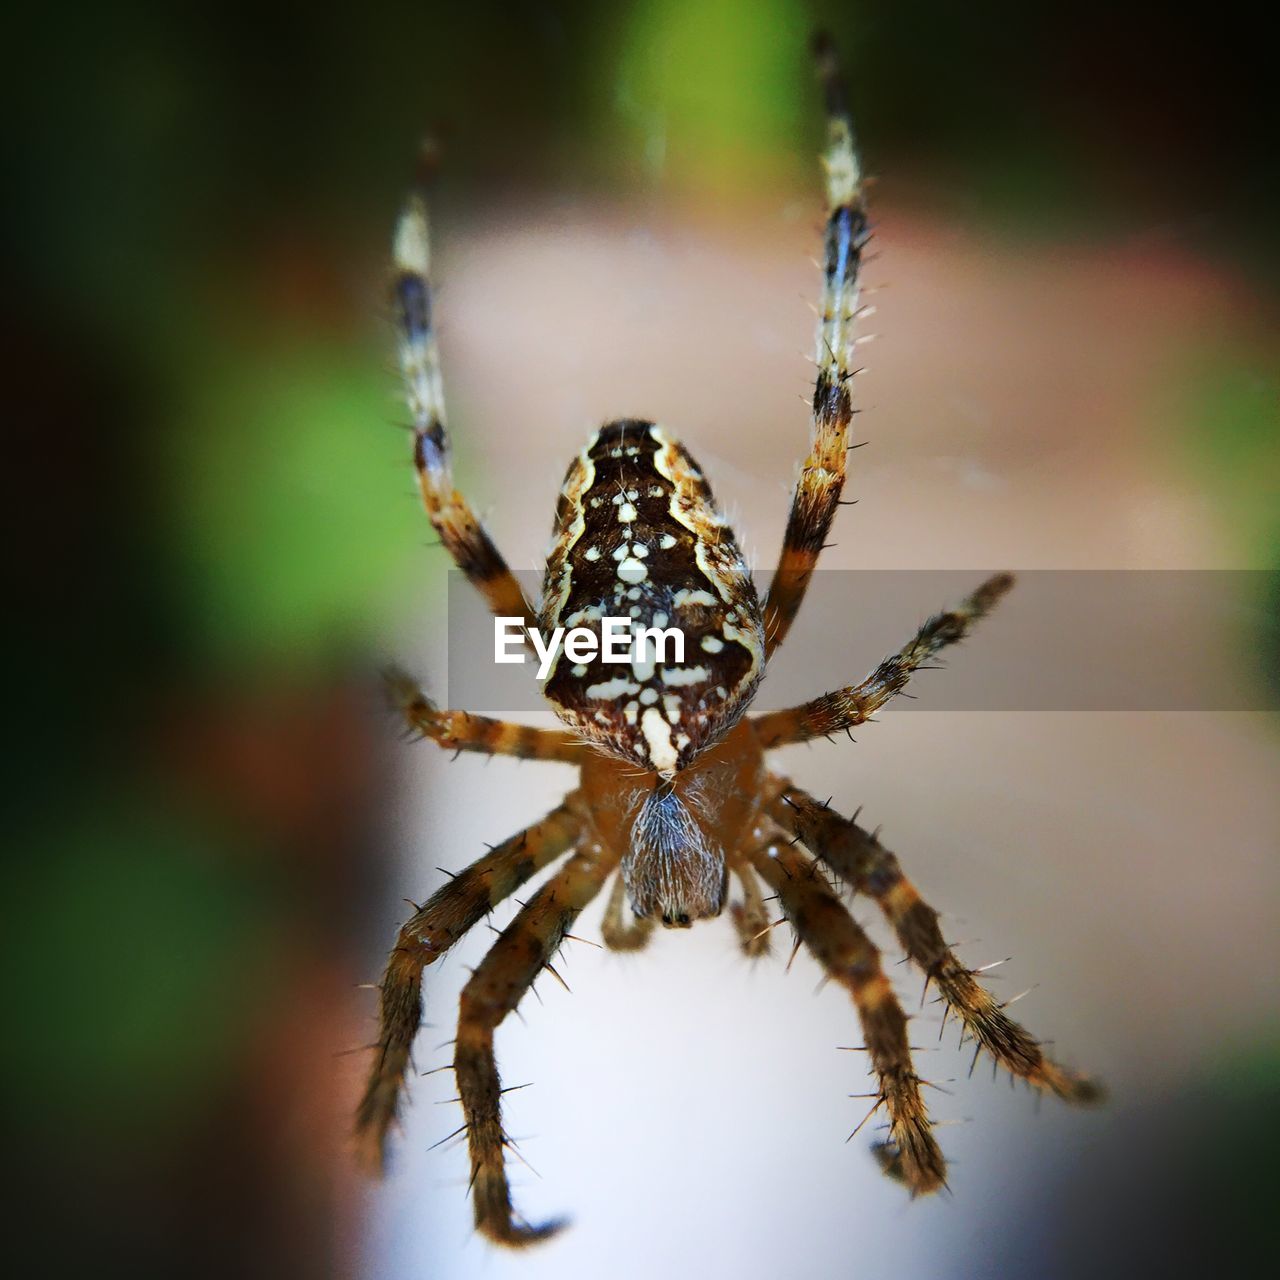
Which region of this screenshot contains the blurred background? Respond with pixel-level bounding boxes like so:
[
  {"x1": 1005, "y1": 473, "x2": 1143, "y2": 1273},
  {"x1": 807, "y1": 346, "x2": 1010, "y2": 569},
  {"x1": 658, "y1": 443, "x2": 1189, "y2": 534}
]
[{"x1": 8, "y1": 1, "x2": 1278, "y2": 1276}]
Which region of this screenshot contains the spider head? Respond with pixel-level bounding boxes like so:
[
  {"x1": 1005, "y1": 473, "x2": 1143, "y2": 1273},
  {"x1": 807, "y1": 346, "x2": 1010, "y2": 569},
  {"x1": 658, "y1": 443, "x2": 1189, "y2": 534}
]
[
  {"x1": 623, "y1": 777, "x2": 728, "y2": 925},
  {"x1": 581, "y1": 718, "x2": 768, "y2": 927}
]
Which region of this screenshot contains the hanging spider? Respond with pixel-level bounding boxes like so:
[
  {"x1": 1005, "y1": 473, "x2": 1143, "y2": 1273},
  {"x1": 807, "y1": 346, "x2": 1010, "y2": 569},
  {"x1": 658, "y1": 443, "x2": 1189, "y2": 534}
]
[{"x1": 355, "y1": 33, "x2": 1102, "y2": 1247}]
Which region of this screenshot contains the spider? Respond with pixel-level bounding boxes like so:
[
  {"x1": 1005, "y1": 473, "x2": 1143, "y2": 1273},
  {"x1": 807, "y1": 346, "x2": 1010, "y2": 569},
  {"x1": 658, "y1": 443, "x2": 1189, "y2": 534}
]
[{"x1": 355, "y1": 33, "x2": 1102, "y2": 1247}]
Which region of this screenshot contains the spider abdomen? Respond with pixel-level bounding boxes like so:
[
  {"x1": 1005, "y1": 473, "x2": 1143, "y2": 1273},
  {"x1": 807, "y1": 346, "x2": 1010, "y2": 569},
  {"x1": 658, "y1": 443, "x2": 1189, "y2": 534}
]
[{"x1": 540, "y1": 419, "x2": 765, "y2": 775}]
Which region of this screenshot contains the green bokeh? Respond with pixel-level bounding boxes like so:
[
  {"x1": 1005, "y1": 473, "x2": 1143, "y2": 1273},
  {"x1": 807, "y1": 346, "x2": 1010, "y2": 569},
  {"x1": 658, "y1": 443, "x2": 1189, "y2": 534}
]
[
  {"x1": 1175, "y1": 348, "x2": 1280, "y2": 697},
  {"x1": 9, "y1": 796, "x2": 280, "y2": 1135},
  {"x1": 165, "y1": 332, "x2": 421, "y2": 668},
  {"x1": 609, "y1": 0, "x2": 809, "y2": 189},
  {"x1": 1177, "y1": 348, "x2": 1280, "y2": 565}
]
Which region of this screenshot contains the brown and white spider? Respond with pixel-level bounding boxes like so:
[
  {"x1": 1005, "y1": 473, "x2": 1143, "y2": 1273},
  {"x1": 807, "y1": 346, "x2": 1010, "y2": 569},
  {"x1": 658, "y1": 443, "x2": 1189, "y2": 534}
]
[{"x1": 355, "y1": 34, "x2": 1101, "y2": 1247}]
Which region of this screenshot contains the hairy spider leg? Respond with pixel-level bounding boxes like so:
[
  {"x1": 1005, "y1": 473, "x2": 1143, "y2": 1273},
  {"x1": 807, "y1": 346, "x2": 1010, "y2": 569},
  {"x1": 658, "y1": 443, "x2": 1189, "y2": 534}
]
[
  {"x1": 355, "y1": 797, "x2": 585, "y2": 1173},
  {"x1": 392, "y1": 163, "x2": 541, "y2": 634},
  {"x1": 454, "y1": 843, "x2": 615, "y2": 1245},
  {"x1": 749, "y1": 837, "x2": 947, "y2": 1193},
  {"x1": 768, "y1": 786, "x2": 1103, "y2": 1103},
  {"x1": 727, "y1": 857, "x2": 774, "y2": 957},
  {"x1": 384, "y1": 666, "x2": 586, "y2": 763},
  {"x1": 761, "y1": 32, "x2": 871, "y2": 656},
  {"x1": 753, "y1": 572, "x2": 1014, "y2": 748},
  {"x1": 600, "y1": 871, "x2": 656, "y2": 952}
]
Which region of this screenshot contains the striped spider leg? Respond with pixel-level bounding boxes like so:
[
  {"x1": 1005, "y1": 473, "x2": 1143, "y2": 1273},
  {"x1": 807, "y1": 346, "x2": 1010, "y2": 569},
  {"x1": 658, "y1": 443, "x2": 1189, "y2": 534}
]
[
  {"x1": 383, "y1": 665, "x2": 584, "y2": 763},
  {"x1": 355, "y1": 797, "x2": 586, "y2": 1176},
  {"x1": 356, "y1": 31, "x2": 1101, "y2": 1250},
  {"x1": 393, "y1": 152, "x2": 540, "y2": 637},
  {"x1": 761, "y1": 31, "x2": 870, "y2": 656},
  {"x1": 764, "y1": 786, "x2": 1102, "y2": 1105},
  {"x1": 748, "y1": 833, "x2": 946, "y2": 1191},
  {"x1": 752, "y1": 572, "x2": 1016, "y2": 749},
  {"x1": 455, "y1": 843, "x2": 616, "y2": 1243}
]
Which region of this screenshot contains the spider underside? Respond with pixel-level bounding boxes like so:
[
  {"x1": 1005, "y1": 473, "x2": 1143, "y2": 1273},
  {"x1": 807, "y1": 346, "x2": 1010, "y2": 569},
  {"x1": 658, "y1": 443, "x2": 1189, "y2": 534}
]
[{"x1": 356, "y1": 34, "x2": 1101, "y2": 1247}]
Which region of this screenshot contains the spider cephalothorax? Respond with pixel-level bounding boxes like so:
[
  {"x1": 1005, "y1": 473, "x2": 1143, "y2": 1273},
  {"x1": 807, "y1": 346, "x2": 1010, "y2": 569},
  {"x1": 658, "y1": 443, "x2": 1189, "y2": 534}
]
[{"x1": 356, "y1": 33, "x2": 1101, "y2": 1247}]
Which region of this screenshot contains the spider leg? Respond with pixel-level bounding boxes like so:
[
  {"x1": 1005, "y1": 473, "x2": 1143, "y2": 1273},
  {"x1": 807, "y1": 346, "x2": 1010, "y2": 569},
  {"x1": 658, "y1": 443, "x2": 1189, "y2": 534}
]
[
  {"x1": 752, "y1": 573, "x2": 1013, "y2": 748},
  {"x1": 727, "y1": 857, "x2": 773, "y2": 957},
  {"x1": 385, "y1": 666, "x2": 585, "y2": 762},
  {"x1": 767, "y1": 784, "x2": 1102, "y2": 1103},
  {"x1": 354, "y1": 795, "x2": 584, "y2": 1173},
  {"x1": 748, "y1": 836, "x2": 947, "y2": 1194},
  {"x1": 600, "y1": 870, "x2": 655, "y2": 952},
  {"x1": 761, "y1": 34, "x2": 869, "y2": 656},
  {"x1": 455, "y1": 842, "x2": 615, "y2": 1245},
  {"x1": 392, "y1": 162, "x2": 539, "y2": 633}
]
